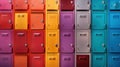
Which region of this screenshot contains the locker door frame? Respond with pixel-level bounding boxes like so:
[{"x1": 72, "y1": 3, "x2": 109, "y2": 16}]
[{"x1": 0, "y1": 0, "x2": 12, "y2": 10}]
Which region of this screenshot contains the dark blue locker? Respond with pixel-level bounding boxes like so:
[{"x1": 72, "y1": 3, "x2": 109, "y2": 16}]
[{"x1": 110, "y1": 0, "x2": 120, "y2": 10}]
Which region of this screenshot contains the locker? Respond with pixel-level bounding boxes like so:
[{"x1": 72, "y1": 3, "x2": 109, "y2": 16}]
[
  {"x1": 0, "y1": 0, "x2": 12, "y2": 10},
  {"x1": 46, "y1": 30, "x2": 59, "y2": 52},
  {"x1": 0, "y1": 54, "x2": 13, "y2": 67},
  {"x1": 61, "y1": 53, "x2": 74, "y2": 67},
  {"x1": 76, "y1": 0, "x2": 90, "y2": 10},
  {"x1": 76, "y1": 11, "x2": 90, "y2": 29},
  {"x1": 46, "y1": 53, "x2": 59, "y2": 67},
  {"x1": 60, "y1": 30, "x2": 74, "y2": 53},
  {"x1": 60, "y1": 11, "x2": 74, "y2": 30},
  {"x1": 15, "y1": 13, "x2": 28, "y2": 29},
  {"x1": 92, "y1": 53, "x2": 106, "y2": 67},
  {"x1": 0, "y1": 11, "x2": 12, "y2": 29},
  {"x1": 29, "y1": 30, "x2": 45, "y2": 53},
  {"x1": 14, "y1": 30, "x2": 28, "y2": 53},
  {"x1": 109, "y1": 12, "x2": 120, "y2": 28},
  {"x1": 92, "y1": 0, "x2": 106, "y2": 10},
  {"x1": 92, "y1": 30, "x2": 106, "y2": 52},
  {"x1": 108, "y1": 30, "x2": 120, "y2": 52},
  {"x1": 30, "y1": 54, "x2": 45, "y2": 67},
  {"x1": 76, "y1": 30, "x2": 90, "y2": 52},
  {"x1": 61, "y1": 0, "x2": 74, "y2": 10},
  {"x1": 30, "y1": 0, "x2": 44, "y2": 10},
  {"x1": 14, "y1": 55, "x2": 27, "y2": 67},
  {"x1": 108, "y1": 53, "x2": 120, "y2": 67},
  {"x1": 30, "y1": 12, "x2": 44, "y2": 29},
  {"x1": 14, "y1": 0, "x2": 28, "y2": 10},
  {"x1": 110, "y1": 0, "x2": 120, "y2": 10},
  {"x1": 92, "y1": 12, "x2": 106, "y2": 29},
  {"x1": 46, "y1": 0, "x2": 59, "y2": 10},
  {"x1": 0, "y1": 30, "x2": 12, "y2": 53}
]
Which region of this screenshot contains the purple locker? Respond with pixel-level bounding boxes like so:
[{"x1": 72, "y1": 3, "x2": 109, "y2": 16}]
[
  {"x1": 60, "y1": 11, "x2": 74, "y2": 30},
  {"x1": 61, "y1": 53, "x2": 75, "y2": 67},
  {"x1": 0, "y1": 0, "x2": 12, "y2": 10},
  {"x1": 0, "y1": 54, "x2": 13, "y2": 67},
  {"x1": 60, "y1": 30, "x2": 75, "y2": 53},
  {"x1": 0, "y1": 30, "x2": 12, "y2": 53}
]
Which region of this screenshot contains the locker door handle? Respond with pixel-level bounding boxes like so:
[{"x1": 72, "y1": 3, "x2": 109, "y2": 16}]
[
  {"x1": 24, "y1": 0, "x2": 28, "y2": 4},
  {"x1": 25, "y1": 44, "x2": 27, "y2": 47},
  {"x1": 56, "y1": 0, "x2": 58, "y2": 4},
  {"x1": 8, "y1": 0, "x2": 12, "y2": 4},
  {"x1": 70, "y1": 0, "x2": 73, "y2": 4},
  {"x1": 41, "y1": 43, "x2": 44, "y2": 47},
  {"x1": 8, "y1": 44, "x2": 12, "y2": 47},
  {"x1": 40, "y1": 19, "x2": 44, "y2": 23},
  {"x1": 34, "y1": 56, "x2": 40, "y2": 59},
  {"x1": 70, "y1": 43, "x2": 74, "y2": 47},
  {"x1": 55, "y1": 44, "x2": 58, "y2": 47},
  {"x1": 8, "y1": 19, "x2": 12, "y2": 24},
  {"x1": 102, "y1": 43, "x2": 105, "y2": 47},
  {"x1": 1, "y1": 33, "x2": 8, "y2": 36}
]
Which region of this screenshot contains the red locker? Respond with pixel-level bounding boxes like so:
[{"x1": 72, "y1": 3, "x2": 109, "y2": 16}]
[
  {"x1": 14, "y1": 30, "x2": 28, "y2": 53},
  {"x1": 61, "y1": 0, "x2": 74, "y2": 10},
  {"x1": 30, "y1": 54, "x2": 45, "y2": 67},
  {"x1": 29, "y1": 30, "x2": 45, "y2": 53}
]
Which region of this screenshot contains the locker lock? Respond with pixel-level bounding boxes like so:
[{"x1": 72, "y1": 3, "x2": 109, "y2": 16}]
[
  {"x1": 8, "y1": 19, "x2": 12, "y2": 24},
  {"x1": 70, "y1": 43, "x2": 74, "y2": 47},
  {"x1": 41, "y1": 0, "x2": 44, "y2": 4},
  {"x1": 55, "y1": 44, "x2": 58, "y2": 47},
  {"x1": 41, "y1": 43, "x2": 44, "y2": 47},
  {"x1": 87, "y1": 44, "x2": 90, "y2": 47},
  {"x1": 41, "y1": 19, "x2": 44, "y2": 23},
  {"x1": 8, "y1": 0, "x2": 12, "y2": 4},
  {"x1": 8, "y1": 44, "x2": 12, "y2": 47},
  {"x1": 24, "y1": 0, "x2": 28, "y2": 4},
  {"x1": 70, "y1": 1, "x2": 73, "y2": 4},
  {"x1": 102, "y1": 43, "x2": 105, "y2": 47},
  {"x1": 102, "y1": 0, "x2": 105, "y2": 4},
  {"x1": 25, "y1": 44, "x2": 27, "y2": 47},
  {"x1": 56, "y1": 0, "x2": 58, "y2": 4}
]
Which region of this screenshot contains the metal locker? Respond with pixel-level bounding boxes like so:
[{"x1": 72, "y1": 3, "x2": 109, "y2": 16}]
[
  {"x1": 0, "y1": 11, "x2": 12, "y2": 29},
  {"x1": 92, "y1": 0, "x2": 106, "y2": 10},
  {"x1": 15, "y1": 13, "x2": 28, "y2": 29},
  {"x1": 92, "y1": 30, "x2": 106, "y2": 52},
  {"x1": 0, "y1": 54, "x2": 13, "y2": 67},
  {"x1": 60, "y1": 30, "x2": 74, "y2": 53},
  {"x1": 76, "y1": 30, "x2": 90, "y2": 52},
  {"x1": 47, "y1": 11, "x2": 59, "y2": 30},
  {"x1": 76, "y1": 11, "x2": 90, "y2": 30},
  {"x1": 0, "y1": 0, "x2": 12, "y2": 10},
  {"x1": 14, "y1": 0, "x2": 28, "y2": 10},
  {"x1": 46, "y1": 30, "x2": 59, "y2": 52},
  {"x1": 14, "y1": 30, "x2": 28, "y2": 53},
  {"x1": 60, "y1": 11, "x2": 74, "y2": 30},
  {"x1": 14, "y1": 55, "x2": 27, "y2": 67},
  {"x1": 30, "y1": 54, "x2": 45, "y2": 67},
  {"x1": 0, "y1": 30, "x2": 12, "y2": 53},
  {"x1": 30, "y1": 12, "x2": 44, "y2": 29},
  {"x1": 30, "y1": 0, "x2": 44, "y2": 10},
  {"x1": 61, "y1": 53, "x2": 74, "y2": 67},
  {"x1": 110, "y1": 0, "x2": 120, "y2": 10},
  {"x1": 108, "y1": 30, "x2": 120, "y2": 52},
  {"x1": 76, "y1": 0, "x2": 90, "y2": 10},
  {"x1": 92, "y1": 53, "x2": 106, "y2": 67},
  {"x1": 61, "y1": 0, "x2": 74, "y2": 10},
  {"x1": 46, "y1": 53, "x2": 59, "y2": 67},
  {"x1": 46, "y1": 0, "x2": 59, "y2": 10},
  {"x1": 29, "y1": 30, "x2": 45, "y2": 53}
]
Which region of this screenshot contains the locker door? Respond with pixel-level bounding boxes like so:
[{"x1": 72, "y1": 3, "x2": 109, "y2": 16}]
[
  {"x1": 15, "y1": 13, "x2": 28, "y2": 29},
  {"x1": 0, "y1": 0, "x2": 12, "y2": 10},
  {"x1": 30, "y1": 30, "x2": 45, "y2": 53},
  {"x1": 14, "y1": 0, "x2": 28, "y2": 10},
  {"x1": 60, "y1": 11, "x2": 74, "y2": 30},
  {"x1": 0, "y1": 30, "x2": 12, "y2": 53},
  {"x1": 61, "y1": 0, "x2": 74, "y2": 10},
  {"x1": 46, "y1": 0, "x2": 59, "y2": 10},
  {"x1": 61, "y1": 53, "x2": 74, "y2": 67},
  {"x1": 46, "y1": 30, "x2": 59, "y2": 52},
  {"x1": 60, "y1": 30, "x2": 74, "y2": 53},
  {"x1": 30, "y1": 12, "x2": 44, "y2": 29},
  {"x1": 30, "y1": 0, "x2": 44, "y2": 10},
  {"x1": 30, "y1": 54, "x2": 45, "y2": 67},
  {"x1": 92, "y1": 30, "x2": 106, "y2": 52},
  {"x1": 76, "y1": 30, "x2": 90, "y2": 52},
  {"x1": 76, "y1": 0, "x2": 90, "y2": 10},
  {"x1": 92, "y1": 53, "x2": 106, "y2": 67},
  {"x1": 47, "y1": 11, "x2": 59, "y2": 30},
  {"x1": 0, "y1": 11, "x2": 12, "y2": 29},
  {"x1": 46, "y1": 53, "x2": 59, "y2": 67},
  {"x1": 14, "y1": 30, "x2": 28, "y2": 53},
  {"x1": 76, "y1": 11, "x2": 90, "y2": 29},
  {"x1": 92, "y1": 0, "x2": 106, "y2": 10},
  {"x1": 14, "y1": 55, "x2": 27, "y2": 67},
  {"x1": 76, "y1": 55, "x2": 89, "y2": 67},
  {"x1": 110, "y1": 0, "x2": 120, "y2": 10}
]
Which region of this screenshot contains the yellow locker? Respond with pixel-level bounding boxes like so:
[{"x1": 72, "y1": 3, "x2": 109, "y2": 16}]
[
  {"x1": 46, "y1": 53, "x2": 59, "y2": 67},
  {"x1": 15, "y1": 13, "x2": 28, "y2": 29},
  {"x1": 46, "y1": 0, "x2": 59, "y2": 10},
  {"x1": 46, "y1": 30, "x2": 59, "y2": 52},
  {"x1": 47, "y1": 11, "x2": 59, "y2": 30}
]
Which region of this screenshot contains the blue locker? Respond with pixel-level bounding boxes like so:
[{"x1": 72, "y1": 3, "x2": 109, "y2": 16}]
[
  {"x1": 110, "y1": 0, "x2": 120, "y2": 10},
  {"x1": 92, "y1": 53, "x2": 106, "y2": 67},
  {"x1": 108, "y1": 30, "x2": 120, "y2": 52},
  {"x1": 92, "y1": 30, "x2": 106, "y2": 52}
]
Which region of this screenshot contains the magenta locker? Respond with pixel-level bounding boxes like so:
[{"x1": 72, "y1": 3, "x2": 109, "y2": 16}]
[{"x1": 0, "y1": 0, "x2": 12, "y2": 10}]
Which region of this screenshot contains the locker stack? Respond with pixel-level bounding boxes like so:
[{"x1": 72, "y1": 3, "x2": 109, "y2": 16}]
[
  {"x1": 0, "y1": 0, "x2": 13, "y2": 67},
  {"x1": 46, "y1": 0, "x2": 60, "y2": 67},
  {"x1": 60, "y1": 0, "x2": 75, "y2": 67},
  {"x1": 75, "y1": 0, "x2": 91, "y2": 67},
  {"x1": 108, "y1": 0, "x2": 120, "y2": 67},
  {"x1": 91, "y1": 0, "x2": 107, "y2": 67}
]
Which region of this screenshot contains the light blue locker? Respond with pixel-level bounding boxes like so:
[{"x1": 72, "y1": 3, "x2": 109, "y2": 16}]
[{"x1": 110, "y1": 0, "x2": 120, "y2": 10}]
